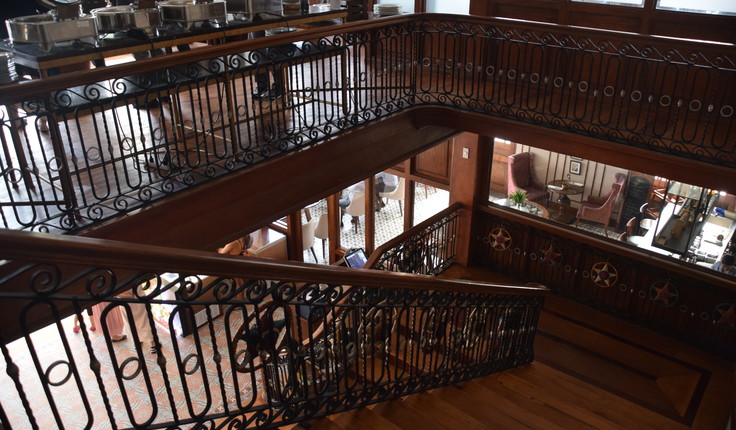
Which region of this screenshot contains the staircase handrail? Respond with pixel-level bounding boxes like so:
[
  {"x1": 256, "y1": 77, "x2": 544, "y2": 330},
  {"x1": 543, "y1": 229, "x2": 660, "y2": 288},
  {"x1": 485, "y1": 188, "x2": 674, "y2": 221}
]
[{"x1": 367, "y1": 202, "x2": 461, "y2": 275}]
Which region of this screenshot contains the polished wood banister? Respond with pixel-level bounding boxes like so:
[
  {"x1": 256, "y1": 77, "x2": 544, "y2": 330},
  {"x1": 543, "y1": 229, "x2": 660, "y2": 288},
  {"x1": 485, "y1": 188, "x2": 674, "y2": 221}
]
[{"x1": 0, "y1": 229, "x2": 548, "y2": 297}]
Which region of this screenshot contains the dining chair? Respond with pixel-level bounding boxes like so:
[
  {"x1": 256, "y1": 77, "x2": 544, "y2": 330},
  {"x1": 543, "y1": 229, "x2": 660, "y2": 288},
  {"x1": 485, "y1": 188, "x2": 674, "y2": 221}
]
[
  {"x1": 314, "y1": 213, "x2": 329, "y2": 261},
  {"x1": 623, "y1": 216, "x2": 647, "y2": 246},
  {"x1": 639, "y1": 202, "x2": 657, "y2": 233},
  {"x1": 302, "y1": 218, "x2": 319, "y2": 262},
  {"x1": 575, "y1": 173, "x2": 626, "y2": 236},
  {"x1": 507, "y1": 152, "x2": 549, "y2": 205},
  {"x1": 344, "y1": 190, "x2": 366, "y2": 233},
  {"x1": 379, "y1": 177, "x2": 405, "y2": 216}
]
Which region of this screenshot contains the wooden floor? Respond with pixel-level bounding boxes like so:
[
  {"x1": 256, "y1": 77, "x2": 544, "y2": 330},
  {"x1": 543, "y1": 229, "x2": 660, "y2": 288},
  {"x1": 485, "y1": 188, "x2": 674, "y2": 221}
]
[{"x1": 286, "y1": 266, "x2": 735, "y2": 430}]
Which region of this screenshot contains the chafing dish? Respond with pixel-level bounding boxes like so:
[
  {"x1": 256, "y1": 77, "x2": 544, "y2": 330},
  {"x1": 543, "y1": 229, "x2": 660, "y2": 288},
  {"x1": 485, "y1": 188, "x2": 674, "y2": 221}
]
[
  {"x1": 6, "y1": 13, "x2": 98, "y2": 51},
  {"x1": 226, "y1": 0, "x2": 282, "y2": 21},
  {"x1": 92, "y1": 6, "x2": 162, "y2": 34},
  {"x1": 158, "y1": 0, "x2": 227, "y2": 25},
  {"x1": 264, "y1": 26, "x2": 298, "y2": 36}
]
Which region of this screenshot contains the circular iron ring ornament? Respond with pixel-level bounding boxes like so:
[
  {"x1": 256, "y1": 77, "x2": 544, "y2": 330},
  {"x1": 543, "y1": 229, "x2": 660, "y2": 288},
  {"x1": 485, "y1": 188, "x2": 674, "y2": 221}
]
[
  {"x1": 591, "y1": 261, "x2": 618, "y2": 288},
  {"x1": 489, "y1": 228, "x2": 512, "y2": 252}
]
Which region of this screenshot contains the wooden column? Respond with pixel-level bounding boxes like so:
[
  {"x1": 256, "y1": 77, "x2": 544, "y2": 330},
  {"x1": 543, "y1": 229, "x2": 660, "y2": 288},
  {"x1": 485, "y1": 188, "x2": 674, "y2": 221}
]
[
  {"x1": 365, "y1": 177, "x2": 376, "y2": 255},
  {"x1": 449, "y1": 132, "x2": 491, "y2": 266},
  {"x1": 327, "y1": 193, "x2": 341, "y2": 264}
]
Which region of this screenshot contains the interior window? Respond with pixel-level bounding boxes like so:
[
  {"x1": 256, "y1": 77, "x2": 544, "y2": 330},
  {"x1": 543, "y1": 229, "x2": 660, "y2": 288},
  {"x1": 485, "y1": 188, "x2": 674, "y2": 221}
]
[
  {"x1": 656, "y1": 0, "x2": 736, "y2": 15},
  {"x1": 425, "y1": 0, "x2": 470, "y2": 14},
  {"x1": 490, "y1": 140, "x2": 736, "y2": 275},
  {"x1": 376, "y1": 0, "x2": 415, "y2": 13},
  {"x1": 570, "y1": 0, "x2": 644, "y2": 7}
]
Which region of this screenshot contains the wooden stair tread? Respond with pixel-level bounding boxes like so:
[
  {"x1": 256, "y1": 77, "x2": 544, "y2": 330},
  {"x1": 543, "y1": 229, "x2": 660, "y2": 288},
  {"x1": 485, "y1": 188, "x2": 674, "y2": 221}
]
[
  {"x1": 367, "y1": 399, "x2": 452, "y2": 430},
  {"x1": 497, "y1": 363, "x2": 691, "y2": 430},
  {"x1": 327, "y1": 405, "x2": 404, "y2": 430},
  {"x1": 399, "y1": 390, "x2": 496, "y2": 430},
  {"x1": 538, "y1": 309, "x2": 696, "y2": 377},
  {"x1": 534, "y1": 333, "x2": 684, "y2": 418},
  {"x1": 540, "y1": 295, "x2": 733, "y2": 370},
  {"x1": 470, "y1": 374, "x2": 599, "y2": 430}
]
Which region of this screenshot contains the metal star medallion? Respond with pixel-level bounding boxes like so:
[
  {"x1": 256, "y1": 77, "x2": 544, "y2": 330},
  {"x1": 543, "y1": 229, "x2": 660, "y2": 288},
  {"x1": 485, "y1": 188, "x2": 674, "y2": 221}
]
[
  {"x1": 714, "y1": 303, "x2": 736, "y2": 329},
  {"x1": 539, "y1": 242, "x2": 561, "y2": 265},
  {"x1": 649, "y1": 280, "x2": 678, "y2": 307},
  {"x1": 591, "y1": 262, "x2": 618, "y2": 288},
  {"x1": 489, "y1": 228, "x2": 512, "y2": 251}
]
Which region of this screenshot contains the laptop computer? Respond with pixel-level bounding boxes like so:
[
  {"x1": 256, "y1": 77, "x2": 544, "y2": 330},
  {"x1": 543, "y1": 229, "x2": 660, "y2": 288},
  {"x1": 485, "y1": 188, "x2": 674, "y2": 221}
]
[{"x1": 344, "y1": 247, "x2": 368, "y2": 268}]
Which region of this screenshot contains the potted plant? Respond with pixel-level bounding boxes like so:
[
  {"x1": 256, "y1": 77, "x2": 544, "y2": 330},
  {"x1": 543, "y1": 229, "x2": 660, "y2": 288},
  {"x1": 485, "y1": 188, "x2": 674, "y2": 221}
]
[{"x1": 508, "y1": 189, "x2": 528, "y2": 207}]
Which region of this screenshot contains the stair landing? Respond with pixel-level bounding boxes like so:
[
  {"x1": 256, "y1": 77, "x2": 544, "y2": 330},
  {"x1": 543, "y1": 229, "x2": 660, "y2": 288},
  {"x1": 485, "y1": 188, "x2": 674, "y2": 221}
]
[{"x1": 287, "y1": 267, "x2": 734, "y2": 430}]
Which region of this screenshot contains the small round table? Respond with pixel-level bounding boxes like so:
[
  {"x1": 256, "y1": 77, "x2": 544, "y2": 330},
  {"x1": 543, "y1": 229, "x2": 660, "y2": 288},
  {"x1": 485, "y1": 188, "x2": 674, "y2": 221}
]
[
  {"x1": 547, "y1": 180, "x2": 584, "y2": 204},
  {"x1": 547, "y1": 180, "x2": 584, "y2": 223}
]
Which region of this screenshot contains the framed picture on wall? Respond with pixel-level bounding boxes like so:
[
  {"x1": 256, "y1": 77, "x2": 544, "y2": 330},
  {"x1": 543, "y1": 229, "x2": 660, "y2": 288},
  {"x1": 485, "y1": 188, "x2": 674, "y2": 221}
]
[{"x1": 570, "y1": 160, "x2": 582, "y2": 175}]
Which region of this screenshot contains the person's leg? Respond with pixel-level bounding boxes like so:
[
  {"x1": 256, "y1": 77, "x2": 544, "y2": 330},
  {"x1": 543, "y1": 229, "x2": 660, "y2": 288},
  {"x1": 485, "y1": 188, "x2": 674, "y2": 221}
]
[
  {"x1": 86, "y1": 307, "x2": 96, "y2": 331},
  {"x1": 130, "y1": 302, "x2": 156, "y2": 352}
]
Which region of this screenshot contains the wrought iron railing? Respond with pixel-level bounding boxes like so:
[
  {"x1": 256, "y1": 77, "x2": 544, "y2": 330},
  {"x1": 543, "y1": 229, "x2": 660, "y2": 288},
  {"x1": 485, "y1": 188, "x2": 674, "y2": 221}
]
[
  {"x1": 0, "y1": 229, "x2": 547, "y2": 429},
  {"x1": 0, "y1": 15, "x2": 734, "y2": 232},
  {"x1": 368, "y1": 202, "x2": 460, "y2": 275}
]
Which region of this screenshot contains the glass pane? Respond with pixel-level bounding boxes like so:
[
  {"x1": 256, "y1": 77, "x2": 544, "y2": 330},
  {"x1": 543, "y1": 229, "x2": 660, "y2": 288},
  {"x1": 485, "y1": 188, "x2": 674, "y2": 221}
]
[
  {"x1": 413, "y1": 181, "x2": 450, "y2": 225},
  {"x1": 375, "y1": 173, "x2": 405, "y2": 248},
  {"x1": 377, "y1": 0, "x2": 415, "y2": 13},
  {"x1": 426, "y1": 0, "x2": 469, "y2": 14},
  {"x1": 570, "y1": 0, "x2": 644, "y2": 7},
  {"x1": 656, "y1": 0, "x2": 736, "y2": 15}
]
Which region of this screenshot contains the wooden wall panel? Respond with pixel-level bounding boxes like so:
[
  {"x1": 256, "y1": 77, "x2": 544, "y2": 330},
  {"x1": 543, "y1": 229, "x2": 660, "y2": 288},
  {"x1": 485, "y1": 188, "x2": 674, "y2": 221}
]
[
  {"x1": 413, "y1": 139, "x2": 452, "y2": 184},
  {"x1": 495, "y1": 4, "x2": 559, "y2": 23},
  {"x1": 472, "y1": 0, "x2": 736, "y2": 44},
  {"x1": 472, "y1": 207, "x2": 736, "y2": 360},
  {"x1": 566, "y1": 11, "x2": 641, "y2": 32}
]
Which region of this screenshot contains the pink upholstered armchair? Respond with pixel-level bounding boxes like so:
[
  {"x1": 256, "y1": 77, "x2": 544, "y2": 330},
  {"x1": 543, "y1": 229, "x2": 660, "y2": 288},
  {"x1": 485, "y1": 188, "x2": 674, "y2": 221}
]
[
  {"x1": 575, "y1": 173, "x2": 626, "y2": 236},
  {"x1": 507, "y1": 152, "x2": 548, "y2": 204}
]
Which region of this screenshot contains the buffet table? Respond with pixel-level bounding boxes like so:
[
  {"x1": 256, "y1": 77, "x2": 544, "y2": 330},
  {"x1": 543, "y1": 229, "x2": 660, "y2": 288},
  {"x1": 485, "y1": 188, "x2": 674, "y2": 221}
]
[{"x1": 0, "y1": 8, "x2": 347, "y2": 77}]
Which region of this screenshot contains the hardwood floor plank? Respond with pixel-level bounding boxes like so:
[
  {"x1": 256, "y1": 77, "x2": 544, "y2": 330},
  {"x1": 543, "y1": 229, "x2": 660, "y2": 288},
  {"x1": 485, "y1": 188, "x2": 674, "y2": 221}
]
[
  {"x1": 327, "y1": 406, "x2": 404, "y2": 430},
  {"x1": 499, "y1": 363, "x2": 691, "y2": 430},
  {"x1": 538, "y1": 309, "x2": 697, "y2": 377},
  {"x1": 540, "y1": 296, "x2": 734, "y2": 371},
  {"x1": 399, "y1": 391, "x2": 496, "y2": 430},
  {"x1": 473, "y1": 374, "x2": 600, "y2": 430},
  {"x1": 535, "y1": 333, "x2": 683, "y2": 419},
  {"x1": 426, "y1": 384, "x2": 535, "y2": 430},
  {"x1": 368, "y1": 399, "x2": 450, "y2": 430}
]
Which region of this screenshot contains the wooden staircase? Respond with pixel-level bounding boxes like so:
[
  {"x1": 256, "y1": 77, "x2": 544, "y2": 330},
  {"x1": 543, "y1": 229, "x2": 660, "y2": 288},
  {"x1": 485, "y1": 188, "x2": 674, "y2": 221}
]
[{"x1": 281, "y1": 267, "x2": 735, "y2": 430}]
